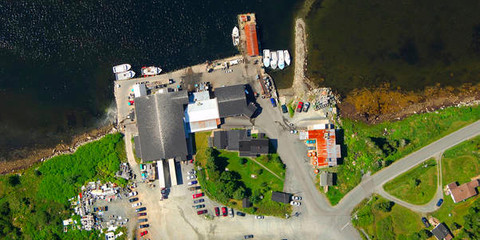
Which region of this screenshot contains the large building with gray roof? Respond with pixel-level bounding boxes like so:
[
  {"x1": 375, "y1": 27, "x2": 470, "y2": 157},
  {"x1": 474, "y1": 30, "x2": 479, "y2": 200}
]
[{"x1": 215, "y1": 84, "x2": 257, "y2": 118}]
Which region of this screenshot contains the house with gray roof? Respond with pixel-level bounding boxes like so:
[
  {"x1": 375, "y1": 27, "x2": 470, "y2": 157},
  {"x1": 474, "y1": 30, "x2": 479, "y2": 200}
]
[{"x1": 214, "y1": 84, "x2": 257, "y2": 118}]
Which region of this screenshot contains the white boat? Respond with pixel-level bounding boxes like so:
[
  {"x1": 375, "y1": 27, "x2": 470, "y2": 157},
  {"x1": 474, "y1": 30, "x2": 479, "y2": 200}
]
[
  {"x1": 115, "y1": 70, "x2": 135, "y2": 80},
  {"x1": 270, "y1": 51, "x2": 278, "y2": 70},
  {"x1": 141, "y1": 66, "x2": 162, "y2": 76},
  {"x1": 112, "y1": 64, "x2": 131, "y2": 74},
  {"x1": 263, "y1": 49, "x2": 271, "y2": 68},
  {"x1": 284, "y1": 50, "x2": 291, "y2": 66},
  {"x1": 277, "y1": 50, "x2": 285, "y2": 70},
  {"x1": 232, "y1": 26, "x2": 240, "y2": 46}
]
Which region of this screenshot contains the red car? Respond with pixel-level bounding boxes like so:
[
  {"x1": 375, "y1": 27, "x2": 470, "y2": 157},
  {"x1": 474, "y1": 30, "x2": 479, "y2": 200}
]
[
  {"x1": 214, "y1": 207, "x2": 220, "y2": 217},
  {"x1": 140, "y1": 230, "x2": 148, "y2": 236},
  {"x1": 192, "y1": 193, "x2": 204, "y2": 199},
  {"x1": 221, "y1": 207, "x2": 227, "y2": 217},
  {"x1": 296, "y1": 102, "x2": 304, "y2": 112},
  {"x1": 197, "y1": 210, "x2": 208, "y2": 215}
]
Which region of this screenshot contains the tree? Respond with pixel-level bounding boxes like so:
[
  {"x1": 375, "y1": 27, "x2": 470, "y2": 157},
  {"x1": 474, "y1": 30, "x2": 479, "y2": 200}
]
[
  {"x1": 374, "y1": 200, "x2": 394, "y2": 212},
  {"x1": 8, "y1": 175, "x2": 21, "y2": 187},
  {"x1": 233, "y1": 186, "x2": 246, "y2": 200},
  {"x1": 255, "y1": 168, "x2": 263, "y2": 175}
]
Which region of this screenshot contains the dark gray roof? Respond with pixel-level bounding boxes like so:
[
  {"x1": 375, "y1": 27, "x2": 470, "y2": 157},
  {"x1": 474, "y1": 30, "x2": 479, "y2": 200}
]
[
  {"x1": 135, "y1": 91, "x2": 189, "y2": 162},
  {"x1": 215, "y1": 84, "x2": 256, "y2": 118},
  {"x1": 239, "y1": 139, "x2": 269, "y2": 157},
  {"x1": 320, "y1": 172, "x2": 335, "y2": 186},
  {"x1": 271, "y1": 191, "x2": 292, "y2": 204},
  {"x1": 226, "y1": 129, "x2": 250, "y2": 151},
  {"x1": 213, "y1": 131, "x2": 228, "y2": 149},
  {"x1": 431, "y1": 223, "x2": 452, "y2": 240},
  {"x1": 242, "y1": 198, "x2": 252, "y2": 208},
  {"x1": 134, "y1": 136, "x2": 142, "y2": 159}
]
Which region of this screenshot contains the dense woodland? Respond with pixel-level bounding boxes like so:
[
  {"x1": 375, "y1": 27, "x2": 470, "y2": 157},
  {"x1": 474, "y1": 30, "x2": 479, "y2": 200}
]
[{"x1": 0, "y1": 133, "x2": 125, "y2": 239}]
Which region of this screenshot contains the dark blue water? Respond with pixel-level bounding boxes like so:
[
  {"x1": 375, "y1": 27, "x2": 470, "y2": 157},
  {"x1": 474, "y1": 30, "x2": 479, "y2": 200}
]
[{"x1": 0, "y1": 0, "x2": 302, "y2": 160}]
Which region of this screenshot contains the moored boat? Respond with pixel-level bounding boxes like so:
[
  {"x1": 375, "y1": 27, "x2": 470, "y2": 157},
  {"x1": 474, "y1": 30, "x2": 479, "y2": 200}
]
[
  {"x1": 112, "y1": 63, "x2": 131, "y2": 73},
  {"x1": 284, "y1": 50, "x2": 291, "y2": 66},
  {"x1": 232, "y1": 26, "x2": 240, "y2": 46},
  {"x1": 141, "y1": 66, "x2": 162, "y2": 76},
  {"x1": 270, "y1": 51, "x2": 278, "y2": 70},
  {"x1": 263, "y1": 49, "x2": 271, "y2": 68},
  {"x1": 115, "y1": 70, "x2": 135, "y2": 80},
  {"x1": 277, "y1": 50, "x2": 285, "y2": 70}
]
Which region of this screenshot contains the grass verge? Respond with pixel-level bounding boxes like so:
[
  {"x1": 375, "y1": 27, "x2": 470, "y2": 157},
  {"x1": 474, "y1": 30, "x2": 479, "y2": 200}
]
[{"x1": 383, "y1": 158, "x2": 437, "y2": 205}]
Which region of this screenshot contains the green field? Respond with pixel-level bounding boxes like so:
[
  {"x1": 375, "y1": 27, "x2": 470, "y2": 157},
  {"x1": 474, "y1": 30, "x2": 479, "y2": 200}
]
[
  {"x1": 326, "y1": 105, "x2": 480, "y2": 205},
  {"x1": 194, "y1": 132, "x2": 290, "y2": 217},
  {"x1": 441, "y1": 135, "x2": 480, "y2": 186},
  {"x1": 352, "y1": 195, "x2": 426, "y2": 240},
  {"x1": 0, "y1": 133, "x2": 126, "y2": 239},
  {"x1": 383, "y1": 159, "x2": 437, "y2": 205},
  {"x1": 306, "y1": 0, "x2": 480, "y2": 96}
]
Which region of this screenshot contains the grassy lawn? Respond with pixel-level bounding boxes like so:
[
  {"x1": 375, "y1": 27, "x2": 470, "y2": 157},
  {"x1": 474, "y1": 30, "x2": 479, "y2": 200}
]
[
  {"x1": 194, "y1": 131, "x2": 291, "y2": 217},
  {"x1": 441, "y1": 135, "x2": 480, "y2": 186},
  {"x1": 352, "y1": 195, "x2": 425, "y2": 240},
  {"x1": 326, "y1": 104, "x2": 480, "y2": 205},
  {"x1": 383, "y1": 158, "x2": 437, "y2": 205},
  {"x1": 130, "y1": 137, "x2": 141, "y2": 164},
  {"x1": 0, "y1": 133, "x2": 125, "y2": 239}
]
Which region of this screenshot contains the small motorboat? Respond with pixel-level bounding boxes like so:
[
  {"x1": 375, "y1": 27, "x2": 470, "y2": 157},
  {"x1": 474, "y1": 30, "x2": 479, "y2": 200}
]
[
  {"x1": 284, "y1": 50, "x2": 291, "y2": 66},
  {"x1": 113, "y1": 64, "x2": 131, "y2": 73},
  {"x1": 141, "y1": 66, "x2": 162, "y2": 76},
  {"x1": 232, "y1": 26, "x2": 240, "y2": 46},
  {"x1": 115, "y1": 70, "x2": 135, "y2": 80}
]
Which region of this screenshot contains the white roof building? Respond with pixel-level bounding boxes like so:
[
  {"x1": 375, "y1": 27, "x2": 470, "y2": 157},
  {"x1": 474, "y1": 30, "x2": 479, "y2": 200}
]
[
  {"x1": 185, "y1": 98, "x2": 221, "y2": 133},
  {"x1": 133, "y1": 84, "x2": 147, "y2": 98}
]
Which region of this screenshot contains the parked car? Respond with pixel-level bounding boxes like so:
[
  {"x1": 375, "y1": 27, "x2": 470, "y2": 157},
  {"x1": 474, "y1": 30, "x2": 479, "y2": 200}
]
[
  {"x1": 270, "y1": 98, "x2": 277, "y2": 107},
  {"x1": 194, "y1": 204, "x2": 205, "y2": 209},
  {"x1": 436, "y1": 198, "x2": 443, "y2": 207},
  {"x1": 169, "y1": 79, "x2": 175, "y2": 84},
  {"x1": 138, "y1": 212, "x2": 147, "y2": 217},
  {"x1": 197, "y1": 210, "x2": 208, "y2": 215},
  {"x1": 255, "y1": 215, "x2": 264, "y2": 219},
  {"x1": 128, "y1": 191, "x2": 138, "y2": 197},
  {"x1": 138, "y1": 218, "x2": 148, "y2": 223},
  {"x1": 192, "y1": 193, "x2": 204, "y2": 199},
  {"x1": 290, "y1": 201, "x2": 301, "y2": 206},
  {"x1": 303, "y1": 102, "x2": 310, "y2": 112},
  {"x1": 305, "y1": 140, "x2": 316, "y2": 144},
  {"x1": 188, "y1": 170, "x2": 197, "y2": 175},
  {"x1": 129, "y1": 197, "x2": 139, "y2": 203},
  {"x1": 215, "y1": 207, "x2": 220, "y2": 216},
  {"x1": 188, "y1": 180, "x2": 198, "y2": 185},
  {"x1": 281, "y1": 104, "x2": 288, "y2": 113},
  {"x1": 421, "y1": 217, "x2": 430, "y2": 228},
  {"x1": 189, "y1": 186, "x2": 201, "y2": 191},
  {"x1": 229, "y1": 208, "x2": 234, "y2": 217},
  {"x1": 236, "y1": 211, "x2": 246, "y2": 217},
  {"x1": 297, "y1": 102, "x2": 304, "y2": 112},
  {"x1": 140, "y1": 230, "x2": 148, "y2": 236},
  {"x1": 244, "y1": 235, "x2": 254, "y2": 239},
  {"x1": 292, "y1": 196, "x2": 302, "y2": 201},
  {"x1": 307, "y1": 146, "x2": 316, "y2": 150},
  {"x1": 93, "y1": 207, "x2": 99, "y2": 212},
  {"x1": 132, "y1": 202, "x2": 142, "y2": 207},
  {"x1": 193, "y1": 199, "x2": 205, "y2": 204},
  {"x1": 187, "y1": 175, "x2": 197, "y2": 180},
  {"x1": 222, "y1": 207, "x2": 228, "y2": 217},
  {"x1": 138, "y1": 224, "x2": 149, "y2": 229},
  {"x1": 136, "y1": 207, "x2": 146, "y2": 212}
]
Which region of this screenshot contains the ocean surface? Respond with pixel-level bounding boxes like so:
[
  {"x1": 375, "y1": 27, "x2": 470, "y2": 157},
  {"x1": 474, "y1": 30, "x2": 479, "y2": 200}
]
[{"x1": 0, "y1": 0, "x2": 302, "y2": 161}]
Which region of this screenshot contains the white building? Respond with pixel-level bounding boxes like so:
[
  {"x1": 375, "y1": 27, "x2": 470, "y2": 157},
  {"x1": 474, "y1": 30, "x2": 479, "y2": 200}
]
[{"x1": 133, "y1": 84, "x2": 147, "y2": 98}]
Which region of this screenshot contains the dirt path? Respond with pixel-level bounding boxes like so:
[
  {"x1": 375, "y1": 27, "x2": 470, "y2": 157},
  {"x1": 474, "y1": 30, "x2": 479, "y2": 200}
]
[{"x1": 249, "y1": 157, "x2": 282, "y2": 180}]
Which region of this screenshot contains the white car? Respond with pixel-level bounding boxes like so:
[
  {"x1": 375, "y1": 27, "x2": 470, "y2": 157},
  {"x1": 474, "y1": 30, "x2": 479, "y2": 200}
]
[
  {"x1": 292, "y1": 196, "x2": 302, "y2": 201},
  {"x1": 290, "y1": 201, "x2": 301, "y2": 206},
  {"x1": 187, "y1": 175, "x2": 197, "y2": 180},
  {"x1": 188, "y1": 170, "x2": 197, "y2": 175},
  {"x1": 132, "y1": 202, "x2": 142, "y2": 208},
  {"x1": 255, "y1": 215, "x2": 264, "y2": 219},
  {"x1": 128, "y1": 191, "x2": 138, "y2": 197}
]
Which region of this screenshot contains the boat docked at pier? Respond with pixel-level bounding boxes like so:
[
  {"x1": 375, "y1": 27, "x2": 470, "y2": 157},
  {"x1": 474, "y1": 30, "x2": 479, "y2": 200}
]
[
  {"x1": 141, "y1": 66, "x2": 162, "y2": 76},
  {"x1": 263, "y1": 49, "x2": 271, "y2": 68},
  {"x1": 112, "y1": 64, "x2": 131, "y2": 73},
  {"x1": 270, "y1": 51, "x2": 278, "y2": 69},
  {"x1": 115, "y1": 70, "x2": 135, "y2": 80},
  {"x1": 232, "y1": 26, "x2": 240, "y2": 46},
  {"x1": 277, "y1": 50, "x2": 285, "y2": 70},
  {"x1": 284, "y1": 50, "x2": 291, "y2": 66}
]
